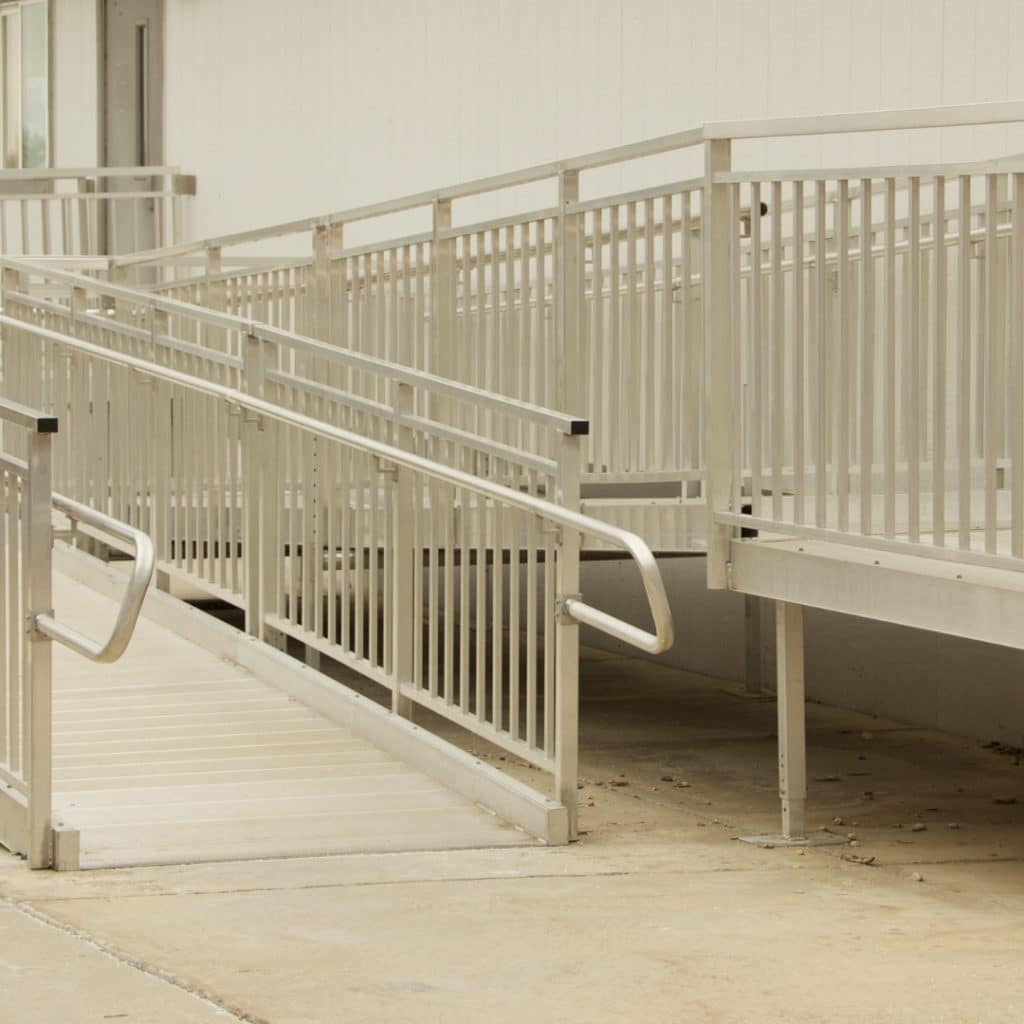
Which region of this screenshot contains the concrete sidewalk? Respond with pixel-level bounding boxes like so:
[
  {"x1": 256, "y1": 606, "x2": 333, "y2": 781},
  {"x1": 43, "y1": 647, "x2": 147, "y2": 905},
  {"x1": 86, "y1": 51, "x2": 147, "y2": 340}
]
[{"x1": 2, "y1": 647, "x2": 1023, "y2": 1023}]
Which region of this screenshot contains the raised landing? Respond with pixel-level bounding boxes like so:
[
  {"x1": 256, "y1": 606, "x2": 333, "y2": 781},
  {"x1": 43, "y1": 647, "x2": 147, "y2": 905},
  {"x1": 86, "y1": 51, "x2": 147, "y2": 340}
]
[{"x1": 50, "y1": 574, "x2": 532, "y2": 870}]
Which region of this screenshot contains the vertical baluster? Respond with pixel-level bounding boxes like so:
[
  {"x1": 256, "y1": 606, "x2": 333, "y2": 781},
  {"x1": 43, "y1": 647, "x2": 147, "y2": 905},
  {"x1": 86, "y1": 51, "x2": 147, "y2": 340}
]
[
  {"x1": 770, "y1": 180, "x2": 784, "y2": 521},
  {"x1": 793, "y1": 182, "x2": 805, "y2": 524},
  {"x1": 932, "y1": 177, "x2": 947, "y2": 547},
  {"x1": 984, "y1": 175, "x2": 1001, "y2": 553},
  {"x1": 815, "y1": 181, "x2": 828, "y2": 527},
  {"x1": 884, "y1": 179, "x2": 897, "y2": 539},
  {"x1": 749, "y1": 182, "x2": 762, "y2": 514},
  {"x1": 609, "y1": 207, "x2": 622, "y2": 471},
  {"x1": 1012, "y1": 173, "x2": 1024, "y2": 558},
  {"x1": 907, "y1": 178, "x2": 923, "y2": 543},
  {"x1": 837, "y1": 179, "x2": 851, "y2": 532},
  {"x1": 860, "y1": 178, "x2": 875, "y2": 535}
]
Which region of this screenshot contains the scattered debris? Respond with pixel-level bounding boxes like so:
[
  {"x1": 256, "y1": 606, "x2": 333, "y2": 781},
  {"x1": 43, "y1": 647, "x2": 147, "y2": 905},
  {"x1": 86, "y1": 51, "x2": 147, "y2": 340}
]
[
  {"x1": 947, "y1": 822, "x2": 960, "y2": 830},
  {"x1": 911, "y1": 823, "x2": 927, "y2": 832},
  {"x1": 849, "y1": 840, "x2": 860, "y2": 848},
  {"x1": 841, "y1": 853, "x2": 876, "y2": 866},
  {"x1": 912, "y1": 872, "x2": 924, "y2": 882},
  {"x1": 674, "y1": 781, "x2": 691, "y2": 789},
  {"x1": 847, "y1": 833, "x2": 858, "y2": 840},
  {"x1": 993, "y1": 796, "x2": 1018, "y2": 806},
  {"x1": 660, "y1": 775, "x2": 674, "y2": 782},
  {"x1": 608, "y1": 778, "x2": 629, "y2": 787},
  {"x1": 833, "y1": 816, "x2": 845, "y2": 826}
]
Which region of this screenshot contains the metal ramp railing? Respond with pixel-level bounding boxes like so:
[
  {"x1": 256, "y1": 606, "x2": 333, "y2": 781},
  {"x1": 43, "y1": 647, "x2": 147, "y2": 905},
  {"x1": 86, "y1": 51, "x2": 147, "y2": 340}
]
[
  {"x1": 0, "y1": 396, "x2": 153, "y2": 868},
  {"x1": 0, "y1": 276, "x2": 673, "y2": 842}
]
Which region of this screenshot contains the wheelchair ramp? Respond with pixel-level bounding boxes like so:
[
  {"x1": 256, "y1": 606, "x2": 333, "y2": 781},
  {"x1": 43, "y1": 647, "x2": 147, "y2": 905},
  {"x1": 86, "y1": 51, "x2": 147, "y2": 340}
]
[{"x1": 50, "y1": 574, "x2": 531, "y2": 870}]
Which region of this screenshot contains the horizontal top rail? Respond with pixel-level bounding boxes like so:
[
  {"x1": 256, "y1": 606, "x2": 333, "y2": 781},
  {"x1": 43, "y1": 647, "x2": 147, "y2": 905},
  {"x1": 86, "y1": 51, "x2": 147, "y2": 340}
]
[
  {"x1": 715, "y1": 155, "x2": 1024, "y2": 184},
  {"x1": 704, "y1": 100, "x2": 1024, "y2": 141},
  {"x1": 110, "y1": 101, "x2": 1024, "y2": 271},
  {"x1": 0, "y1": 165, "x2": 184, "y2": 181},
  {"x1": 0, "y1": 396, "x2": 57, "y2": 433},
  {"x1": 0, "y1": 314, "x2": 671, "y2": 655},
  {"x1": 0, "y1": 256, "x2": 588, "y2": 435}
]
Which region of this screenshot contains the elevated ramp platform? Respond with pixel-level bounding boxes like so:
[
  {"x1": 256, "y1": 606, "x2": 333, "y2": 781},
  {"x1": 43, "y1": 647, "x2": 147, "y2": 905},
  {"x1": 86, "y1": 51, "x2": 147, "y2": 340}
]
[{"x1": 50, "y1": 572, "x2": 532, "y2": 870}]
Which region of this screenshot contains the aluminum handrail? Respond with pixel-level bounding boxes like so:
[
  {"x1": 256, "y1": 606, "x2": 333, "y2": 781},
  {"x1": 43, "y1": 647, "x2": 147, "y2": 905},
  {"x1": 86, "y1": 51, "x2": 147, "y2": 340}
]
[
  {"x1": 35, "y1": 494, "x2": 154, "y2": 663},
  {"x1": 0, "y1": 257, "x2": 588, "y2": 436},
  {"x1": 0, "y1": 314, "x2": 672, "y2": 655},
  {"x1": 108, "y1": 100, "x2": 1024, "y2": 272}
]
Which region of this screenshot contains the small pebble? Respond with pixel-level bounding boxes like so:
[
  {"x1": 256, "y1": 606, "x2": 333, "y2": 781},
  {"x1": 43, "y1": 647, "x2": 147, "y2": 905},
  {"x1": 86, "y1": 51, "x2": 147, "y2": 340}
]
[
  {"x1": 912, "y1": 872, "x2": 924, "y2": 882},
  {"x1": 608, "y1": 778, "x2": 629, "y2": 787},
  {"x1": 577, "y1": 781, "x2": 584, "y2": 790},
  {"x1": 797, "y1": 849, "x2": 806, "y2": 856},
  {"x1": 675, "y1": 781, "x2": 691, "y2": 789},
  {"x1": 993, "y1": 797, "x2": 1018, "y2": 806},
  {"x1": 911, "y1": 823, "x2": 927, "y2": 832},
  {"x1": 947, "y1": 822, "x2": 960, "y2": 830},
  {"x1": 847, "y1": 833, "x2": 857, "y2": 840},
  {"x1": 849, "y1": 840, "x2": 860, "y2": 848},
  {"x1": 660, "y1": 775, "x2": 674, "y2": 782},
  {"x1": 833, "y1": 816, "x2": 845, "y2": 826}
]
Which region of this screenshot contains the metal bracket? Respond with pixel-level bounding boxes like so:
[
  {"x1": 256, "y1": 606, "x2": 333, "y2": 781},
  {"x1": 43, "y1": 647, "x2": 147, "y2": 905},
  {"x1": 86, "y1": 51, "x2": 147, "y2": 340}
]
[
  {"x1": 27, "y1": 610, "x2": 54, "y2": 639},
  {"x1": 555, "y1": 593, "x2": 581, "y2": 625}
]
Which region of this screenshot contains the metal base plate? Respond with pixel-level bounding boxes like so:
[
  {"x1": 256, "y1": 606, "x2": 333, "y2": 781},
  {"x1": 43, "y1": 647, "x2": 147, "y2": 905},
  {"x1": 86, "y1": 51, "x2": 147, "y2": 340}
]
[{"x1": 738, "y1": 832, "x2": 850, "y2": 848}]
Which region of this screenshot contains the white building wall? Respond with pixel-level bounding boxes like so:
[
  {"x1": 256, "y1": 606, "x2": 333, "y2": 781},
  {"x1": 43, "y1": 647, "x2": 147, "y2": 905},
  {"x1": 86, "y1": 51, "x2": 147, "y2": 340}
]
[
  {"x1": 162, "y1": 0, "x2": 1024, "y2": 241},
  {"x1": 52, "y1": 0, "x2": 98, "y2": 166}
]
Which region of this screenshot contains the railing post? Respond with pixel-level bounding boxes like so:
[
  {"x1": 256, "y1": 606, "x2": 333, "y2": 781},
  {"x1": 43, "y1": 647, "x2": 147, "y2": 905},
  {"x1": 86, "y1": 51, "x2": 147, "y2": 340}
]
[
  {"x1": 431, "y1": 198, "x2": 454, "y2": 420},
  {"x1": 25, "y1": 425, "x2": 54, "y2": 869},
  {"x1": 205, "y1": 245, "x2": 225, "y2": 352},
  {"x1": 242, "y1": 329, "x2": 266, "y2": 639},
  {"x1": 554, "y1": 430, "x2": 582, "y2": 838},
  {"x1": 391, "y1": 381, "x2": 415, "y2": 719},
  {"x1": 704, "y1": 137, "x2": 734, "y2": 589},
  {"x1": 313, "y1": 220, "x2": 344, "y2": 386},
  {"x1": 558, "y1": 170, "x2": 581, "y2": 415}
]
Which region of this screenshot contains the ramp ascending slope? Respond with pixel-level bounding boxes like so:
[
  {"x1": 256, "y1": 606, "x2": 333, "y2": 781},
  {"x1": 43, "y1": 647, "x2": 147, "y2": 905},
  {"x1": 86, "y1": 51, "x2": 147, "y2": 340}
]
[{"x1": 50, "y1": 575, "x2": 531, "y2": 870}]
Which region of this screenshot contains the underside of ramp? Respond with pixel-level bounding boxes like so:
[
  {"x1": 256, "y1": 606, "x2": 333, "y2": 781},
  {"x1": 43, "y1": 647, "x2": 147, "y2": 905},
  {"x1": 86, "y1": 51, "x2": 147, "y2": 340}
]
[{"x1": 50, "y1": 573, "x2": 534, "y2": 870}]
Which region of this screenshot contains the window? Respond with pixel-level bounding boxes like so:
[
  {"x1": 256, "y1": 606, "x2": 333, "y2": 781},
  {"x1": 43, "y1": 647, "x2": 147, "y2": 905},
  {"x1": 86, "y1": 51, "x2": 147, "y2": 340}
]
[{"x1": 0, "y1": 1, "x2": 47, "y2": 168}]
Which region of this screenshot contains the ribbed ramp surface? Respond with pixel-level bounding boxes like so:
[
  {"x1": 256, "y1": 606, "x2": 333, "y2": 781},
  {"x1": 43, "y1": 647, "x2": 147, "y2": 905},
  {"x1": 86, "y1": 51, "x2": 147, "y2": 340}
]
[{"x1": 51, "y1": 574, "x2": 529, "y2": 869}]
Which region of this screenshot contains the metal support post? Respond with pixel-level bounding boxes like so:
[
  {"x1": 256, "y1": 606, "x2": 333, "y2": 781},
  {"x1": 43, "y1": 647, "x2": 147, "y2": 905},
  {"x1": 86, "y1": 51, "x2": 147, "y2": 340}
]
[
  {"x1": 704, "y1": 138, "x2": 734, "y2": 589},
  {"x1": 26, "y1": 428, "x2": 54, "y2": 869},
  {"x1": 242, "y1": 331, "x2": 265, "y2": 639},
  {"x1": 776, "y1": 601, "x2": 806, "y2": 839},
  {"x1": 744, "y1": 595, "x2": 762, "y2": 694},
  {"x1": 554, "y1": 432, "x2": 582, "y2": 838},
  {"x1": 558, "y1": 170, "x2": 581, "y2": 414},
  {"x1": 431, "y1": 199, "x2": 454, "y2": 421},
  {"x1": 391, "y1": 381, "x2": 415, "y2": 718}
]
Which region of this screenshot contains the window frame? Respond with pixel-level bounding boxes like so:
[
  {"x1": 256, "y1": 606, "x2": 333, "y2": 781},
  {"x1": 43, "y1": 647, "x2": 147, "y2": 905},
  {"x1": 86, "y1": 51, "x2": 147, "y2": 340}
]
[{"x1": 0, "y1": 0, "x2": 50, "y2": 170}]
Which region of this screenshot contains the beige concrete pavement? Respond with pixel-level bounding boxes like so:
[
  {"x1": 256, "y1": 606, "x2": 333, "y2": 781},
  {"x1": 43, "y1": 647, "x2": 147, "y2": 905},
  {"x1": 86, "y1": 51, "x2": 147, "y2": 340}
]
[{"x1": 1, "y1": 646, "x2": 1023, "y2": 1022}]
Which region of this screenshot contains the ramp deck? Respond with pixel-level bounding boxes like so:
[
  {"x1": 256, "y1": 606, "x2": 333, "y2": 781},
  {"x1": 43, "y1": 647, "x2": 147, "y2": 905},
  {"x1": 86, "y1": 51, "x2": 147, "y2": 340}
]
[{"x1": 50, "y1": 574, "x2": 531, "y2": 870}]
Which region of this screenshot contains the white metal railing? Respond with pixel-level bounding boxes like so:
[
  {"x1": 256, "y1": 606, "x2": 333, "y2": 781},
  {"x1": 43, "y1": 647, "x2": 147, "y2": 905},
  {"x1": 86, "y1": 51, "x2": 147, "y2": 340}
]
[
  {"x1": 85, "y1": 100, "x2": 1024, "y2": 576},
  {"x1": 702, "y1": 105, "x2": 1024, "y2": 581},
  {"x1": 0, "y1": 167, "x2": 194, "y2": 258},
  {"x1": 0, "y1": 281, "x2": 673, "y2": 836},
  {"x1": 107, "y1": 138, "x2": 709, "y2": 554},
  {"x1": 0, "y1": 396, "x2": 153, "y2": 869}
]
